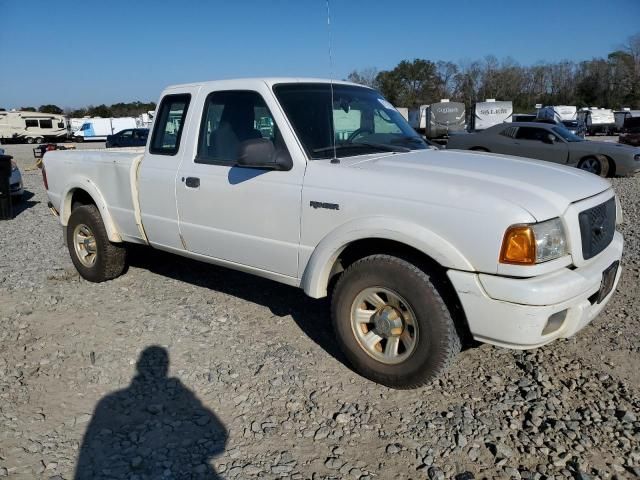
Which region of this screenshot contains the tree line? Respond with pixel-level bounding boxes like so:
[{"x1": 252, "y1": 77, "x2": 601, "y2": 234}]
[
  {"x1": 0, "y1": 101, "x2": 157, "y2": 117},
  {"x1": 348, "y1": 32, "x2": 640, "y2": 112}
]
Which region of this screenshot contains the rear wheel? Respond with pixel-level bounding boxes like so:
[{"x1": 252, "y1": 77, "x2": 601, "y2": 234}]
[
  {"x1": 25, "y1": 137, "x2": 35, "y2": 144},
  {"x1": 35, "y1": 137, "x2": 44, "y2": 144},
  {"x1": 331, "y1": 255, "x2": 461, "y2": 389},
  {"x1": 67, "y1": 204, "x2": 127, "y2": 282},
  {"x1": 578, "y1": 156, "x2": 609, "y2": 177}
]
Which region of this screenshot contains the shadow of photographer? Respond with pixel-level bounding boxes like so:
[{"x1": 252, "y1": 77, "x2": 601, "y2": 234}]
[{"x1": 74, "y1": 346, "x2": 227, "y2": 479}]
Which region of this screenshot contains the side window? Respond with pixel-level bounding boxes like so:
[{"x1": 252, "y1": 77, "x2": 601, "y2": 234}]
[
  {"x1": 25, "y1": 119, "x2": 38, "y2": 128},
  {"x1": 515, "y1": 127, "x2": 544, "y2": 141},
  {"x1": 57, "y1": 121, "x2": 65, "y2": 128},
  {"x1": 120, "y1": 130, "x2": 133, "y2": 138},
  {"x1": 150, "y1": 94, "x2": 191, "y2": 155},
  {"x1": 196, "y1": 90, "x2": 281, "y2": 164},
  {"x1": 500, "y1": 126, "x2": 517, "y2": 138},
  {"x1": 39, "y1": 119, "x2": 53, "y2": 128}
]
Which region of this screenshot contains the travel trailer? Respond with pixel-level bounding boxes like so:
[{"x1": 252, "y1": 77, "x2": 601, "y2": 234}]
[
  {"x1": 395, "y1": 107, "x2": 409, "y2": 122},
  {"x1": 408, "y1": 104, "x2": 429, "y2": 131},
  {"x1": 0, "y1": 111, "x2": 69, "y2": 144},
  {"x1": 471, "y1": 99, "x2": 513, "y2": 131},
  {"x1": 73, "y1": 117, "x2": 137, "y2": 141},
  {"x1": 537, "y1": 105, "x2": 577, "y2": 123},
  {"x1": 614, "y1": 109, "x2": 640, "y2": 132},
  {"x1": 577, "y1": 108, "x2": 615, "y2": 135},
  {"x1": 424, "y1": 100, "x2": 465, "y2": 139}
]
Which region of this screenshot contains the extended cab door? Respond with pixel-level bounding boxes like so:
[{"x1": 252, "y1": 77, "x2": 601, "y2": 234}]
[
  {"x1": 138, "y1": 89, "x2": 198, "y2": 250},
  {"x1": 175, "y1": 83, "x2": 305, "y2": 279}
]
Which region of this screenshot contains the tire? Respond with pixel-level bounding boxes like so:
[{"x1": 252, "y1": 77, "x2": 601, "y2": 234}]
[
  {"x1": 470, "y1": 147, "x2": 489, "y2": 152},
  {"x1": 25, "y1": 137, "x2": 35, "y2": 144},
  {"x1": 75, "y1": 136, "x2": 84, "y2": 143},
  {"x1": 578, "y1": 156, "x2": 609, "y2": 177},
  {"x1": 67, "y1": 204, "x2": 127, "y2": 282},
  {"x1": 331, "y1": 255, "x2": 461, "y2": 389},
  {"x1": 35, "y1": 137, "x2": 44, "y2": 144}
]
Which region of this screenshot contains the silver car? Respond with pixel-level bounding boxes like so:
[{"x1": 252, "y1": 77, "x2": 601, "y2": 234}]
[
  {"x1": 448, "y1": 122, "x2": 640, "y2": 177},
  {"x1": 0, "y1": 147, "x2": 24, "y2": 200}
]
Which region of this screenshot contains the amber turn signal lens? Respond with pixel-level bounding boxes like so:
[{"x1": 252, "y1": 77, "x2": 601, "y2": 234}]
[{"x1": 500, "y1": 226, "x2": 536, "y2": 265}]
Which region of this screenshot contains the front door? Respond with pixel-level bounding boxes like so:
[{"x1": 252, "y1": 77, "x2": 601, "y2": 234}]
[
  {"x1": 176, "y1": 87, "x2": 304, "y2": 278},
  {"x1": 510, "y1": 126, "x2": 568, "y2": 164}
]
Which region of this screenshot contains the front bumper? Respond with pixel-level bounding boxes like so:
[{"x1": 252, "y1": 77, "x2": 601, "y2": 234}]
[{"x1": 448, "y1": 231, "x2": 623, "y2": 349}]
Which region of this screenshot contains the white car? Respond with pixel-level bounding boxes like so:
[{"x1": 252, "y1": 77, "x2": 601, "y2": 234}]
[{"x1": 42, "y1": 78, "x2": 624, "y2": 388}]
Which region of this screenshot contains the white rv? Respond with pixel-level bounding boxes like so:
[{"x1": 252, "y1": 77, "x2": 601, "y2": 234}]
[
  {"x1": 395, "y1": 107, "x2": 409, "y2": 122},
  {"x1": 73, "y1": 117, "x2": 137, "y2": 141},
  {"x1": 408, "y1": 104, "x2": 429, "y2": 131},
  {"x1": 0, "y1": 111, "x2": 69, "y2": 144},
  {"x1": 537, "y1": 105, "x2": 577, "y2": 122},
  {"x1": 424, "y1": 100, "x2": 465, "y2": 139},
  {"x1": 577, "y1": 108, "x2": 615, "y2": 135},
  {"x1": 614, "y1": 109, "x2": 640, "y2": 132},
  {"x1": 471, "y1": 99, "x2": 513, "y2": 131}
]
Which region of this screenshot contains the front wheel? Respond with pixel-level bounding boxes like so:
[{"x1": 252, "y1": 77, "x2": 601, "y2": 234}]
[
  {"x1": 331, "y1": 255, "x2": 461, "y2": 389},
  {"x1": 67, "y1": 204, "x2": 127, "y2": 282},
  {"x1": 25, "y1": 137, "x2": 35, "y2": 144},
  {"x1": 578, "y1": 156, "x2": 609, "y2": 177}
]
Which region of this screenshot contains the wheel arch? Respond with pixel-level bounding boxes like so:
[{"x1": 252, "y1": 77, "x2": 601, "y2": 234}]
[
  {"x1": 301, "y1": 218, "x2": 473, "y2": 300},
  {"x1": 61, "y1": 182, "x2": 122, "y2": 242}
]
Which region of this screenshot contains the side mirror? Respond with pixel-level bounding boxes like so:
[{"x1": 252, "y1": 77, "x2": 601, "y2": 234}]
[
  {"x1": 237, "y1": 138, "x2": 292, "y2": 171},
  {"x1": 543, "y1": 133, "x2": 555, "y2": 144}
]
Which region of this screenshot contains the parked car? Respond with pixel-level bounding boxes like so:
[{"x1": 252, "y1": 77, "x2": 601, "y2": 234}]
[
  {"x1": 447, "y1": 122, "x2": 640, "y2": 177},
  {"x1": 10, "y1": 158, "x2": 24, "y2": 200},
  {"x1": 0, "y1": 147, "x2": 25, "y2": 201},
  {"x1": 43, "y1": 78, "x2": 624, "y2": 389},
  {"x1": 74, "y1": 118, "x2": 138, "y2": 142},
  {"x1": 619, "y1": 117, "x2": 640, "y2": 147},
  {"x1": 560, "y1": 120, "x2": 586, "y2": 138},
  {"x1": 106, "y1": 128, "x2": 150, "y2": 148}
]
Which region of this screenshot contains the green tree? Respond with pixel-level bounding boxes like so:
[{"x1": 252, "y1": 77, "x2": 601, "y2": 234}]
[
  {"x1": 376, "y1": 59, "x2": 440, "y2": 107},
  {"x1": 20, "y1": 106, "x2": 36, "y2": 112},
  {"x1": 38, "y1": 104, "x2": 63, "y2": 114}
]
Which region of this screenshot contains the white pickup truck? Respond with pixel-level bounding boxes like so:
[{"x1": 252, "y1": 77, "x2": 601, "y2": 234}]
[{"x1": 43, "y1": 78, "x2": 624, "y2": 388}]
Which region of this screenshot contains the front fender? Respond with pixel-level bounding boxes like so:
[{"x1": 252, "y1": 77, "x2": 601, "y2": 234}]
[
  {"x1": 60, "y1": 177, "x2": 122, "y2": 242},
  {"x1": 301, "y1": 216, "x2": 474, "y2": 298}
]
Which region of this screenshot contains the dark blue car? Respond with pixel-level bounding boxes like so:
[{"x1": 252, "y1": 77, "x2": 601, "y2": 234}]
[{"x1": 105, "y1": 128, "x2": 149, "y2": 148}]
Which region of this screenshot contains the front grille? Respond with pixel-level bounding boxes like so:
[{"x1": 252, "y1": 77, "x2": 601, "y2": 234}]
[{"x1": 578, "y1": 197, "x2": 616, "y2": 260}]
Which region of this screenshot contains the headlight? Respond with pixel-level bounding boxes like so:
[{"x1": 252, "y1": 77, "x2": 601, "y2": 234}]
[
  {"x1": 10, "y1": 159, "x2": 17, "y2": 172},
  {"x1": 634, "y1": 154, "x2": 640, "y2": 161},
  {"x1": 500, "y1": 217, "x2": 568, "y2": 265}
]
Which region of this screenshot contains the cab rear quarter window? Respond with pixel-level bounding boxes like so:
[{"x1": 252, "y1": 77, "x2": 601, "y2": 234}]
[{"x1": 150, "y1": 94, "x2": 191, "y2": 155}]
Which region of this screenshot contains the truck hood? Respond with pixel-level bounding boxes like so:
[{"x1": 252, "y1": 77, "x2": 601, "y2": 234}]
[{"x1": 347, "y1": 149, "x2": 611, "y2": 221}]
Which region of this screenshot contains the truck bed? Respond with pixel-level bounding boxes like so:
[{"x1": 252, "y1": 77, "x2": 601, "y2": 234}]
[{"x1": 44, "y1": 147, "x2": 146, "y2": 243}]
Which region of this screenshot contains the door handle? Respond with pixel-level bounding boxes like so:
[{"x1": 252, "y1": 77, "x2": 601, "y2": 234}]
[{"x1": 185, "y1": 177, "x2": 200, "y2": 188}]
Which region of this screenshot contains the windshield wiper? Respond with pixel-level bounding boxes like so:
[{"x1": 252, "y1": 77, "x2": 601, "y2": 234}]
[{"x1": 312, "y1": 143, "x2": 410, "y2": 155}]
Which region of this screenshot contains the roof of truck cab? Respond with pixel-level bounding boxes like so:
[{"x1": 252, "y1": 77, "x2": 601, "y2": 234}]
[{"x1": 163, "y1": 77, "x2": 371, "y2": 91}]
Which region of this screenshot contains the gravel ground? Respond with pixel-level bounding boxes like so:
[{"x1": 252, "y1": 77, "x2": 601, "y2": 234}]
[{"x1": 0, "y1": 142, "x2": 638, "y2": 480}]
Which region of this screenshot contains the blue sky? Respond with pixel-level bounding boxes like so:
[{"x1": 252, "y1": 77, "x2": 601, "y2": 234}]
[{"x1": 0, "y1": 0, "x2": 638, "y2": 109}]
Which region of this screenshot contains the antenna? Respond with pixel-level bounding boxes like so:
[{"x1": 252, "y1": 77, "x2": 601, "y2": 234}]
[{"x1": 326, "y1": 0, "x2": 339, "y2": 163}]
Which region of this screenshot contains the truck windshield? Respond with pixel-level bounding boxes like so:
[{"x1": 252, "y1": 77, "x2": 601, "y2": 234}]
[{"x1": 273, "y1": 83, "x2": 428, "y2": 159}]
